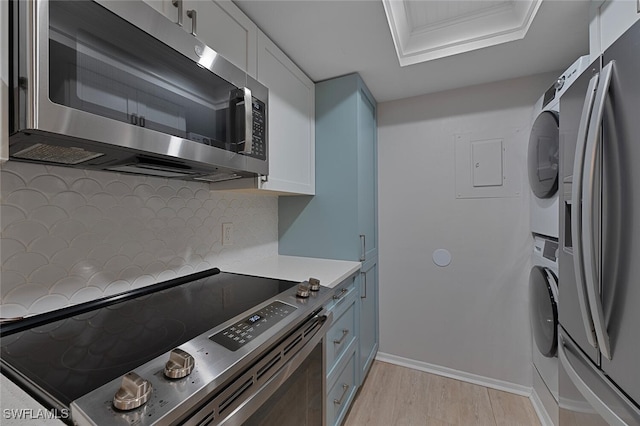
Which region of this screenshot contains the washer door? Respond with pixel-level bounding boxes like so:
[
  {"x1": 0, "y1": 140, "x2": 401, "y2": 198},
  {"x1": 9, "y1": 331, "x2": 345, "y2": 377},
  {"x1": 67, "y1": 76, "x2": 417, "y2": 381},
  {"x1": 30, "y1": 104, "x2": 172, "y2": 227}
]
[
  {"x1": 528, "y1": 111, "x2": 559, "y2": 198},
  {"x1": 529, "y1": 266, "x2": 558, "y2": 357}
]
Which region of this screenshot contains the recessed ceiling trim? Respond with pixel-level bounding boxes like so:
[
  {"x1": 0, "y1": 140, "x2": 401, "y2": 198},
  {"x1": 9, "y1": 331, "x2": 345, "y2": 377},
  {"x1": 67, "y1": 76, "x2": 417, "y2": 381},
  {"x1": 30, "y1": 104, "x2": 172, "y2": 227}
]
[
  {"x1": 382, "y1": 0, "x2": 543, "y2": 67},
  {"x1": 407, "y1": 1, "x2": 513, "y2": 34}
]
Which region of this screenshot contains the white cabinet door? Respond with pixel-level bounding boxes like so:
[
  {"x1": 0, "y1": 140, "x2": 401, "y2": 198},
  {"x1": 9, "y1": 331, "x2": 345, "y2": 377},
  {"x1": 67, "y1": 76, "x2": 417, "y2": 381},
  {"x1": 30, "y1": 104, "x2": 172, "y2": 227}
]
[
  {"x1": 141, "y1": 0, "x2": 180, "y2": 23},
  {"x1": 256, "y1": 31, "x2": 315, "y2": 195},
  {"x1": 590, "y1": 0, "x2": 640, "y2": 59},
  {"x1": 143, "y1": 0, "x2": 257, "y2": 77},
  {"x1": 182, "y1": 0, "x2": 257, "y2": 78}
]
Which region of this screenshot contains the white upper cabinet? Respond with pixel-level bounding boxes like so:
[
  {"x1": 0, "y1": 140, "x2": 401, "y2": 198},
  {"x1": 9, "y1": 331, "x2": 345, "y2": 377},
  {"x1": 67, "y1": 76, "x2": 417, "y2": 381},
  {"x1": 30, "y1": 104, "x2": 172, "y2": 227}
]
[
  {"x1": 183, "y1": 0, "x2": 257, "y2": 78},
  {"x1": 104, "y1": 1, "x2": 316, "y2": 195},
  {"x1": 142, "y1": 0, "x2": 257, "y2": 77},
  {"x1": 255, "y1": 31, "x2": 315, "y2": 195},
  {"x1": 140, "y1": 0, "x2": 169, "y2": 17},
  {"x1": 590, "y1": 0, "x2": 640, "y2": 59}
]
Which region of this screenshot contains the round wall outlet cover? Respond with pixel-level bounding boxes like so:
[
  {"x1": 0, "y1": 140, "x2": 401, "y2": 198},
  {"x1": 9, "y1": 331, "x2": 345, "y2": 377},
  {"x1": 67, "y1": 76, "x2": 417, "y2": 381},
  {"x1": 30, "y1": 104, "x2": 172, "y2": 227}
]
[{"x1": 432, "y1": 249, "x2": 452, "y2": 267}]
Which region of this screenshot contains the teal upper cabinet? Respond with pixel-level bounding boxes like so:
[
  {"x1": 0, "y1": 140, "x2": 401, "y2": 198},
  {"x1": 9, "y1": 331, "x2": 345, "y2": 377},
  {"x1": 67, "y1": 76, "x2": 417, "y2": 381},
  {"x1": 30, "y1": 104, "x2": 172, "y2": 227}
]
[
  {"x1": 279, "y1": 73, "x2": 377, "y2": 261},
  {"x1": 357, "y1": 86, "x2": 378, "y2": 263}
]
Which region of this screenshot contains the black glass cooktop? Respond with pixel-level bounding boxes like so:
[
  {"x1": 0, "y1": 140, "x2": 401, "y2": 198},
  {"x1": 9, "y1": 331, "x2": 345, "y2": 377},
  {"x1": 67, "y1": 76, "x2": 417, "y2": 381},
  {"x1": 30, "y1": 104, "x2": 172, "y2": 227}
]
[{"x1": 0, "y1": 269, "x2": 297, "y2": 409}]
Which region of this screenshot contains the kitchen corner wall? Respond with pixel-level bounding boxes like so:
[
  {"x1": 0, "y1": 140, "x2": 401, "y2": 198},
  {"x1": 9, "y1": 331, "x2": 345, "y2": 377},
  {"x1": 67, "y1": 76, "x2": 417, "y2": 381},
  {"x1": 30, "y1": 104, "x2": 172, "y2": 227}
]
[
  {"x1": 377, "y1": 72, "x2": 557, "y2": 388},
  {"x1": 0, "y1": 162, "x2": 278, "y2": 317}
]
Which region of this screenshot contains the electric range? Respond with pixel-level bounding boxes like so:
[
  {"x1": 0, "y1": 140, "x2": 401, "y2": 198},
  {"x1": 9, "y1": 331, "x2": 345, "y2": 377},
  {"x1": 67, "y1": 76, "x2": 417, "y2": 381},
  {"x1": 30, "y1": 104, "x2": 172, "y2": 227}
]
[{"x1": 0, "y1": 268, "x2": 333, "y2": 425}]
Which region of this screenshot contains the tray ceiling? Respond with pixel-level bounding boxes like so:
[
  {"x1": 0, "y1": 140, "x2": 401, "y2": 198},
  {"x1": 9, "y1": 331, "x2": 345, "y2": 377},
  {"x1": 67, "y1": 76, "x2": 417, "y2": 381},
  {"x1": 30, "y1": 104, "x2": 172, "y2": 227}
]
[
  {"x1": 383, "y1": 0, "x2": 543, "y2": 66},
  {"x1": 233, "y1": 0, "x2": 590, "y2": 102}
]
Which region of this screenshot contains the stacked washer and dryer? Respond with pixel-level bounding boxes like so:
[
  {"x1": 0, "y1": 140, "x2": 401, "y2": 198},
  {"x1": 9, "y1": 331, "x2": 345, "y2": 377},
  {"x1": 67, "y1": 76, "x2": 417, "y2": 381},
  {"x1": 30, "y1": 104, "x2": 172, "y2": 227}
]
[{"x1": 527, "y1": 55, "x2": 589, "y2": 425}]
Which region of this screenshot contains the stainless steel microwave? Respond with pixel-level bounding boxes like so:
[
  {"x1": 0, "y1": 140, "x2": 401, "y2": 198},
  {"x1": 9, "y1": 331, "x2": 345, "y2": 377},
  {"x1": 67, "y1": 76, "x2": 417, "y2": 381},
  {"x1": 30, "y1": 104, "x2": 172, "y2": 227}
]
[{"x1": 8, "y1": 0, "x2": 268, "y2": 181}]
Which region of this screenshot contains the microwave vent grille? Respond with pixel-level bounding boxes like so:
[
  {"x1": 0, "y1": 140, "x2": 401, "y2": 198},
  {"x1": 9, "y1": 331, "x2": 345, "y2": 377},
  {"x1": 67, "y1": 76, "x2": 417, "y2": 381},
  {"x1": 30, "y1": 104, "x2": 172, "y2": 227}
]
[
  {"x1": 12, "y1": 143, "x2": 105, "y2": 165},
  {"x1": 194, "y1": 173, "x2": 243, "y2": 183}
]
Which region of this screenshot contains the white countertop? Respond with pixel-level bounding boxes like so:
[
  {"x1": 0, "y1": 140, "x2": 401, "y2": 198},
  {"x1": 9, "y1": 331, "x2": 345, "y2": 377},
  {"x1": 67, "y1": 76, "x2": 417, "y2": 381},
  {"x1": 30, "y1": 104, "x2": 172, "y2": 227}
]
[
  {"x1": 225, "y1": 255, "x2": 361, "y2": 288},
  {"x1": 1, "y1": 376, "x2": 64, "y2": 425},
  {"x1": 0, "y1": 256, "x2": 360, "y2": 421}
]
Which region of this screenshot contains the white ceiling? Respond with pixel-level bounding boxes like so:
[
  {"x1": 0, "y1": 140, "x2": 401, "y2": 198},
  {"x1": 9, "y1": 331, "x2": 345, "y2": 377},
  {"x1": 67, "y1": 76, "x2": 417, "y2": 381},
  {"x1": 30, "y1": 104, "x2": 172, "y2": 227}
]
[{"x1": 233, "y1": 0, "x2": 591, "y2": 103}]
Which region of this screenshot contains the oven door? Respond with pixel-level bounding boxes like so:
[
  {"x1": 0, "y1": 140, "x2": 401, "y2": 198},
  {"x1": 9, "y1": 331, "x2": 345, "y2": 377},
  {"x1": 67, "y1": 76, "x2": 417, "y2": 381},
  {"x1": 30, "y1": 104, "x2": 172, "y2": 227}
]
[
  {"x1": 10, "y1": 0, "x2": 267, "y2": 177},
  {"x1": 182, "y1": 309, "x2": 332, "y2": 426},
  {"x1": 241, "y1": 342, "x2": 324, "y2": 426}
]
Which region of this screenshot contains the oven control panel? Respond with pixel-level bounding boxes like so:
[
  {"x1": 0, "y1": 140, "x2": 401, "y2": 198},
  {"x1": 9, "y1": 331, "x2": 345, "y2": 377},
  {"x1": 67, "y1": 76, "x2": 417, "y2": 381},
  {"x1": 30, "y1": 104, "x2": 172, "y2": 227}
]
[{"x1": 210, "y1": 301, "x2": 296, "y2": 351}]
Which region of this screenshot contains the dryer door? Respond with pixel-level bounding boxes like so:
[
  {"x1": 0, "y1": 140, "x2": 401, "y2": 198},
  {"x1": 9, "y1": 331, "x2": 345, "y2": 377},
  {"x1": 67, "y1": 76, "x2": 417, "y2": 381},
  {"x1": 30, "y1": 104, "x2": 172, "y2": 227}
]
[
  {"x1": 530, "y1": 266, "x2": 559, "y2": 357},
  {"x1": 528, "y1": 111, "x2": 560, "y2": 198}
]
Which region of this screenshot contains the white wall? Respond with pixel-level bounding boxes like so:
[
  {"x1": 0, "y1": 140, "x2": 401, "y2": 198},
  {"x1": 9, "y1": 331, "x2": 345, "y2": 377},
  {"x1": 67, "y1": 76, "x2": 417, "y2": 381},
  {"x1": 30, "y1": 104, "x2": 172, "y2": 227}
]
[
  {"x1": 377, "y1": 72, "x2": 557, "y2": 388},
  {"x1": 589, "y1": 0, "x2": 640, "y2": 62},
  {"x1": 0, "y1": 162, "x2": 278, "y2": 317}
]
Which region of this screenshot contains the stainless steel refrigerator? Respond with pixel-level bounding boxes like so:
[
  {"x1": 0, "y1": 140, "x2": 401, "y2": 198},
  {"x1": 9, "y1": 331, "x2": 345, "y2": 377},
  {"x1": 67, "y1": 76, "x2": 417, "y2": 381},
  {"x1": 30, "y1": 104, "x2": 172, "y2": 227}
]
[{"x1": 559, "y1": 19, "x2": 640, "y2": 426}]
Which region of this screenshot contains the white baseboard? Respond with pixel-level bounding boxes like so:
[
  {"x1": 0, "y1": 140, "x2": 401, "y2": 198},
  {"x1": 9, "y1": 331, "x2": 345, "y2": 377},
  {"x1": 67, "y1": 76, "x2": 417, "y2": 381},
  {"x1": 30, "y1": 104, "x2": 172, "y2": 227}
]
[
  {"x1": 376, "y1": 352, "x2": 531, "y2": 396},
  {"x1": 530, "y1": 388, "x2": 555, "y2": 426},
  {"x1": 376, "y1": 352, "x2": 555, "y2": 426}
]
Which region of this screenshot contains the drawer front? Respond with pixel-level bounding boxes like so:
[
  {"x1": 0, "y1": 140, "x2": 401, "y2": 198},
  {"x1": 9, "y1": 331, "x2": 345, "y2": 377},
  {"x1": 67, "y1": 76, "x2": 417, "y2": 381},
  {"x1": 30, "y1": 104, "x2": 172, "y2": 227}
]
[
  {"x1": 326, "y1": 275, "x2": 357, "y2": 318},
  {"x1": 325, "y1": 299, "x2": 357, "y2": 375},
  {"x1": 326, "y1": 349, "x2": 357, "y2": 426}
]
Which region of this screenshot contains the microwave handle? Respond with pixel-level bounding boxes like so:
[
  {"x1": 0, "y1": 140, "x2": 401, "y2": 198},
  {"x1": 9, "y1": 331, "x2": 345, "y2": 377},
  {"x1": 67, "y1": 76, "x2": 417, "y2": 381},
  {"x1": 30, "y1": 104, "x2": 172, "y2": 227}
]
[
  {"x1": 171, "y1": 0, "x2": 183, "y2": 27},
  {"x1": 239, "y1": 87, "x2": 254, "y2": 155}
]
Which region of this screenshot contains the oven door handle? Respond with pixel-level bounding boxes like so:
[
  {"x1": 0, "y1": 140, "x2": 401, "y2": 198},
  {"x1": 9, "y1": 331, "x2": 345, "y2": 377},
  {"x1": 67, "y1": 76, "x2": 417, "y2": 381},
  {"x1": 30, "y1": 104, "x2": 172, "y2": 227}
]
[{"x1": 214, "y1": 309, "x2": 333, "y2": 426}]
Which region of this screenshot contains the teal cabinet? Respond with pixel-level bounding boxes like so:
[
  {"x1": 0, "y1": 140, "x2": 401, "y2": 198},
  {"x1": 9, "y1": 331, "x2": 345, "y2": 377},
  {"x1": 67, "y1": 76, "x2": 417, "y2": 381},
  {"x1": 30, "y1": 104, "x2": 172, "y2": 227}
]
[
  {"x1": 359, "y1": 259, "x2": 378, "y2": 383},
  {"x1": 279, "y1": 73, "x2": 379, "y2": 391},
  {"x1": 279, "y1": 73, "x2": 377, "y2": 262},
  {"x1": 324, "y1": 276, "x2": 359, "y2": 426}
]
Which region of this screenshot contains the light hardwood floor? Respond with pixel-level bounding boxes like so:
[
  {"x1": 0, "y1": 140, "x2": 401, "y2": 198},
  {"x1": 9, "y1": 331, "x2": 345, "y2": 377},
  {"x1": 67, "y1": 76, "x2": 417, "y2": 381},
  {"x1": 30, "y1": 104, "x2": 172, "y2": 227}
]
[{"x1": 344, "y1": 361, "x2": 541, "y2": 426}]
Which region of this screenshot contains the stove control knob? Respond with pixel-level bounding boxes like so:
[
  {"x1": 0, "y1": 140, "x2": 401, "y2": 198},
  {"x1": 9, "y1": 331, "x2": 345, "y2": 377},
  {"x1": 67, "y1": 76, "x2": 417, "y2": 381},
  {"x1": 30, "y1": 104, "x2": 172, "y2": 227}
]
[
  {"x1": 296, "y1": 283, "x2": 310, "y2": 298},
  {"x1": 309, "y1": 277, "x2": 321, "y2": 291},
  {"x1": 164, "y1": 348, "x2": 195, "y2": 379},
  {"x1": 113, "y1": 372, "x2": 152, "y2": 411}
]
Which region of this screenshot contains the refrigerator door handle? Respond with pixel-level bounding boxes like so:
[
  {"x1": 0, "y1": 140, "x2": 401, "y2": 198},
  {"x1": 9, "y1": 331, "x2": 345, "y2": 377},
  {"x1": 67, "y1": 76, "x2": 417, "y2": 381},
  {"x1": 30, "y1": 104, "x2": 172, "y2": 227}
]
[
  {"x1": 582, "y1": 60, "x2": 615, "y2": 361},
  {"x1": 571, "y1": 73, "x2": 600, "y2": 350},
  {"x1": 559, "y1": 331, "x2": 640, "y2": 425}
]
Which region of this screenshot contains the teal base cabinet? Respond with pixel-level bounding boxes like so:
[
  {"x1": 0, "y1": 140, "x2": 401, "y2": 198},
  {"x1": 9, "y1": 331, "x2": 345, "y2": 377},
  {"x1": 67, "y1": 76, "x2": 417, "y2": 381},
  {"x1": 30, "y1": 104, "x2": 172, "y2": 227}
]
[
  {"x1": 358, "y1": 259, "x2": 378, "y2": 384},
  {"x1": 279, "y1": 73, "x2": 378, "y2": 425},
  {"x1": 324, "y1": 276, "x2": 359, "y2": 426}
]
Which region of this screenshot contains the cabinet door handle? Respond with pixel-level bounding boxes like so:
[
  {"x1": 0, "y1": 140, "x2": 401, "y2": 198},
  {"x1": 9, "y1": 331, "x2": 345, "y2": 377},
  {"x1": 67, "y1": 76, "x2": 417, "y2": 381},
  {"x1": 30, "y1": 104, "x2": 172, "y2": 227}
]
[
  {"x1": 333, "y1": 329, "x2": 349, "y2": 345},
  {"x1": 130, "y1": 114, "x2": 138, "y2": 126},
  {"x1": 333, "y1": 384, "x2": 350, "y2": 405},
  {"x1": 171, "y1": 0, "x2": 183, "y2": 27},
  {"x1": 186, "y1": 9, "x2": 197, "y2": 36},
  {"x1": 360, "y1": 235, "x2": 366, "y2": 261},
  {"x1": 139, "y1": 116, "x2": 145, "y2": 128},
  {"x1": 333, "y1": 288, "x2": 348, "y2": 300},
  {"x1": 361, "y1": 272, "x2": 367, "y2": 299}
]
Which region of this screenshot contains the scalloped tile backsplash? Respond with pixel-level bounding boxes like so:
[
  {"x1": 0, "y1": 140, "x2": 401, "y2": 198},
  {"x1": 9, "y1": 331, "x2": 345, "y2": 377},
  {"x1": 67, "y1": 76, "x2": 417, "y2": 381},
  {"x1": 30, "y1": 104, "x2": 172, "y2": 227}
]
[{"x1": 0, "y1": 162, "x2": 278, "y2": 317}]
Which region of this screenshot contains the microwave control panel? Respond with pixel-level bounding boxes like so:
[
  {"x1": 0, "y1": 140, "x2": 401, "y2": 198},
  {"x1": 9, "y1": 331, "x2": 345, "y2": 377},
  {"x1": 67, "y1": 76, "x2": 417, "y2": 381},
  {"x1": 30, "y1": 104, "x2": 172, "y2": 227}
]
[{"x1": 251, "y1": 99, "x2": 267, "y2": 160}]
